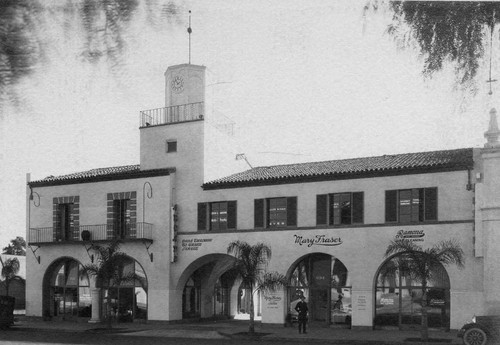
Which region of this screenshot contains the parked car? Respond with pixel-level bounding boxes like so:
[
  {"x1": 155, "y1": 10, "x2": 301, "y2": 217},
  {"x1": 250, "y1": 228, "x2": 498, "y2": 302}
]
[{"x1": 458, "y1": 315, "x2": 500, "y2": 345}]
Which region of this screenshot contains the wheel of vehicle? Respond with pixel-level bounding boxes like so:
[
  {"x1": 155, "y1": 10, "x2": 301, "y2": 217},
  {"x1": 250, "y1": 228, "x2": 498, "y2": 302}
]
[{"x1": 463, "y1": 327, "x2": 487, "y2": 345}]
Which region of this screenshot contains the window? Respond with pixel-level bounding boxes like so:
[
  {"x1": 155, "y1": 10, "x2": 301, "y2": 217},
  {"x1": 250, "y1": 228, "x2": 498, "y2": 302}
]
[
  {"x1": 53, "y1": 196, "x2": 79, "y2": 242},
  {"x1": 385, "y1": 187, "x2": 437, "y2": 223},
  {"x1": 57, "y1": 203, "x2": 74, "y2": 241},
  {"x1": 113, "y1": 199, "x2": 131, "y2": 239},
  {"x1": 166, "y1": 140, "x2": 177, "y2": 153},
  {"x1": 316, "y1": 192, "x2": 364, "y2": 226},
  {"x1": 254, "y1": 197, "x2": 297, "y2": 228},
  {"x1": 197, "y1": 201, "x2": 237, "y2": 231}
]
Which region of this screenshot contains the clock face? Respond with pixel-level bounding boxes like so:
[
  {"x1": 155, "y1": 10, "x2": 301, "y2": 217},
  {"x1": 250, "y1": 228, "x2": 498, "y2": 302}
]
[{"x1": 171, "y1": 75, "x2": 184, "y2": 93}]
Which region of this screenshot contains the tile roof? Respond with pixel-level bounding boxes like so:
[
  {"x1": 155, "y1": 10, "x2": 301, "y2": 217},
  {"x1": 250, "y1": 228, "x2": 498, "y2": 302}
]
[
  {"x1": 29, "y1": 165, "x2": 175, "y2": 186},
  {"x1": 203, "y1": 148, "x2": 474, "y2": 189}
]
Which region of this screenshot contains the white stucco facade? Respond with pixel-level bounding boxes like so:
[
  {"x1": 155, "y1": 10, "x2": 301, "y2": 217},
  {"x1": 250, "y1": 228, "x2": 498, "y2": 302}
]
[{"x1": 25, "y1": 63, "x2": 500, "y2": 331}]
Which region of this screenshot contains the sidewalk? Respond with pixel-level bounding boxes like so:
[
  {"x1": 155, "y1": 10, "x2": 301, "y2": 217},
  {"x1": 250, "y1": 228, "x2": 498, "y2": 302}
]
[{"x1": 11, "y1": 316, "x2": 463, "y2": 345}]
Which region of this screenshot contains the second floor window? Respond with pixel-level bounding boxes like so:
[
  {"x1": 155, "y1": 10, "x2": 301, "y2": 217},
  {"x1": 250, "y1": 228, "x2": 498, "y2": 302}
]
[
  {"x1": 198, "y1": 201, "x2": 237, "y2": 231},
  {"x1": 113, "y1": 199, "x2": 131, "y2": 239},
  {"x1": 57, "y1": 203, "x2": 74, "y2": 241},
  {"x1": 385, "y1": 187, "x2": 438, "y2": 223},
  {"x1": 254, "y1": 197, "x2": 297, "y2": 228},
  {"x1": 316, "y1": 192, "x2": 364, "y2": 226}
]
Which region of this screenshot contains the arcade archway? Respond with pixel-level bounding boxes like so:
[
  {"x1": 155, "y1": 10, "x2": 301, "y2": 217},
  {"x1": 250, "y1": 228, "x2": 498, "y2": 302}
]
[
  {"x1": 97, "y1": 256, "x2": 148, "y2": 322},
  {"x1": 375, "y1": 254, "x2": 450, "y2": 330},
  {"x1": 288, "y1": 253, "x2": 351, "y2": 325},
  {"x1": 43, "y1": 258, "x2": 90, "y2": 319}
]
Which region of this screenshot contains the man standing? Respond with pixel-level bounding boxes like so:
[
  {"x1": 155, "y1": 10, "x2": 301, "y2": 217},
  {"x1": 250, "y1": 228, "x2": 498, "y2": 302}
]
[{"x1": 295, "y1": 295, "x2": 309, "y2": 334}]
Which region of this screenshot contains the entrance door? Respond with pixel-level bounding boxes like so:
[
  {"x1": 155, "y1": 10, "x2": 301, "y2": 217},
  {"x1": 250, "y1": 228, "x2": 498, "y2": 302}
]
[{"x1": 310, "y1": 288, "x2": 329, "y2": 322}]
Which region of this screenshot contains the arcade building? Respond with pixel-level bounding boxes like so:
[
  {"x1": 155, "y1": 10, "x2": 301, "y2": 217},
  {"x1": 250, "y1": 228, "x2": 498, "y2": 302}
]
[{"x1": 25, "y1": 62, "x2": 500, "y2": 331}]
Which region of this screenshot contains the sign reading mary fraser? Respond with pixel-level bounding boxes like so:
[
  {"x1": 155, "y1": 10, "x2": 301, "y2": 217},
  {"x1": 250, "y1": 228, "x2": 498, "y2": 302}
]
[{"x1": 294, "y1": 234, "x2": 342, "y2": 247}]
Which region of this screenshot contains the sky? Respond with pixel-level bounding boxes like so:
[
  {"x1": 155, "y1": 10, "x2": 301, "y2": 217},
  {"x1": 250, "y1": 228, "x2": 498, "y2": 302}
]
[{"x1": 0, "y1": 0, "x2": 495, "y2": 248}]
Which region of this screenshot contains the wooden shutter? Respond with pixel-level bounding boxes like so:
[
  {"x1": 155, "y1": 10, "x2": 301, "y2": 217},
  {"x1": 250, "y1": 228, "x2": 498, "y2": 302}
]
[
  {"x1": 287, "y1": 197, "x2": 297, "y2": 227},
  {"x1": 424, "y1": 188, "x2": 438, "y2": 221},
  {"x1": 254, "y1": 199, "x2": 264, "y2": 228},
  {"x1": 227, "y1": 201, "x2": 237, "y2": 229},
  {"x1": 197, "y1": 202, "x2": 208, "y2": 231},
  {"x1": 352, "y1": 192, "x2": 364, "y2": 224},
  {"x1": 316, "y1": 194, "x2": 328, "y2": 225},
  {"x1": 385, "y1": 190, "x2": 398, "y2": 223}
]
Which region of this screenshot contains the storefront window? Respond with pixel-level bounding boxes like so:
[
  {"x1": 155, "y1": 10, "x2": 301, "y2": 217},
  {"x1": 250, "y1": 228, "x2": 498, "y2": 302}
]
[
  {"x1": 99, "y1": 257, "x2": 148, "y2": 322},
  {"x1": 375, "y1": 255, "x2": 450, "y2": 329},
  {"x1": 48, "y1": 259, "x2": 90, "y2": 318},
  {"x1": 183, "y1": 272, "x2": 201, "y2": 318},
  {"x1": 288, "y1": 254, "x2": 351, "y2": 325}
]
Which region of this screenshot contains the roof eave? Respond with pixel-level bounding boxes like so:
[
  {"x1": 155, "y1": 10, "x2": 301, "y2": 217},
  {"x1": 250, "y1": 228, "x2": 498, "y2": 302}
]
[
  {"x1": 202, "y1": 163, "x2": 473, "y2": 190},
  {"x1": 28, "y1": 168, "x2": 176, "y2": 187}
]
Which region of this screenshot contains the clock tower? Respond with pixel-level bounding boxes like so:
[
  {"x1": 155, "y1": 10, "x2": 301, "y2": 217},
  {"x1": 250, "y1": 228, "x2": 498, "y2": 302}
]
[{"x1": 165, "y1": 64, "x2": 206, "y2": 107}]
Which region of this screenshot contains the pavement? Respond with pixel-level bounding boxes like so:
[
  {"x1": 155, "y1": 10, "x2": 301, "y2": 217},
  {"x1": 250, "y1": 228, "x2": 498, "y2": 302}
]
[{"x1": 9, "y1": 316, "x2": 463, "y2": 345}]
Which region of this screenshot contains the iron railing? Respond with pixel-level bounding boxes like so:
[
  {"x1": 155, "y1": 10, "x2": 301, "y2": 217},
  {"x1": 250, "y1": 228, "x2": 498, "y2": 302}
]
[
  {"x1": 140, "y1": 102, "x2": 204, "y2": 127},
  {"x1": 28, "y1": 223, "x2": 153, "y2": 244}
]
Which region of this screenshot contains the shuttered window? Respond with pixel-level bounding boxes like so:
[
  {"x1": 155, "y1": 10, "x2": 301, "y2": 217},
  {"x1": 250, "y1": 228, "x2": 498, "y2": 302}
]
[
  {"x1": 254, "y1": 197, "x2": 297, "y2": 228},
  {"x1": 316, "y1": 192, "x2": 364, "y2": 226},
  {"x1": 198, "y1": 201, "x2": 237, "y2": 231},
  {"x1": 385, "y1": 188, "x2": 438, "y2": 223}
]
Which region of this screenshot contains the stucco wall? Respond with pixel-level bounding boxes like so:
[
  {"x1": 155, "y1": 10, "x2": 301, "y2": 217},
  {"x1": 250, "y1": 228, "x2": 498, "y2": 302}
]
[{"x1": 26, "y1": 174, "x2": 173, "y2": 320}]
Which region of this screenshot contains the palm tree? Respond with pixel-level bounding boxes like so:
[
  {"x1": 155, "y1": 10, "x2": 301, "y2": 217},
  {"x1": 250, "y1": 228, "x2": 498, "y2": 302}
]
[
  {"x1": 0, "y1": 256, "x2": 22, "y2": 296},
  {"x1": 384, "y1": 238, "x2": 465, "y2": 341},
  {"x1": 82, "y1": 240, "x2": 141, "y2": 328},
  {"x1": 227, "y1": 240, "x2": 287, "y2": 334}
]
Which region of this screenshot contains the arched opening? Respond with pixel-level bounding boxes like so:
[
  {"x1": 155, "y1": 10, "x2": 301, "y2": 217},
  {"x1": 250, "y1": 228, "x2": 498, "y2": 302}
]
[
  {"x1": 97, "y1": 256, "x2": 147, "y2": 322},
  {"x1": 182, "y1": 273, "x2": 201, "y2": 318},
  {"x1": 374, "y1": 254, "x2": 450, "y2": 330},
  {"x1": 43, "y1": 258, "x2": 90, "y2": 320},
  {"x1": 288, "y1": 253, "x2": 351, "y2": 326},
  {"x1": 179, "y1": 254, "x2": 236, "y2": 320},
  {"x1": 213, "y1": 270, "x2": 234, "y2": 317}
]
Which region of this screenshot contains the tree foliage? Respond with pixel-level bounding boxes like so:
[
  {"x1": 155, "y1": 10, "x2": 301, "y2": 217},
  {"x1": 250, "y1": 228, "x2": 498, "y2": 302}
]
[
  {"x1": 0, "y1": 0, "x2": 182, "y2": 105},
  {"x1": 387, "y1": 1, "x2": 500, "y2": 88},
  {"x1": 384, "y1": 238, "x2": 464, "y2": 341},
  {"x1": 82, "y1": 240, "x2": 142, "y2": 328},
  {"x1": 0, "y1": 256, "x2": 23, "y2": 296},
  {"x1": 227, "y1": 241, "x2": 287, "y2": 333},
  {"x1": 2, "y1": 236, "x2": 26, "y2": 256}
]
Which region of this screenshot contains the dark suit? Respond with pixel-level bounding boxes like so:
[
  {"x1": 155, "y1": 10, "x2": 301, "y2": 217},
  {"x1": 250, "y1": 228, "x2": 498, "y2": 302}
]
[{"x1": 295, "y1": 299, "x2": 309, "y2": 333}]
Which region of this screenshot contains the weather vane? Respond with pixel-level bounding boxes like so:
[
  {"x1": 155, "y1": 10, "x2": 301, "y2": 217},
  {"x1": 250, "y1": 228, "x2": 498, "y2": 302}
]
[{"x1": 188, "y1": 10, "x2": 192, "y2": 64}]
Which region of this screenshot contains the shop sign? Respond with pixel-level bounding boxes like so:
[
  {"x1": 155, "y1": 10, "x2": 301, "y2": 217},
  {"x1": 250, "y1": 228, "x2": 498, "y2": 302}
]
[
  {"x1": 181, "y1": 238, "x2": 213, "y2": 251},
  {"x1": 395, "y1": 229, "x2": 425, "y2": 242},
  {"x1": 356, "y1": 295, "x2": 367, "y2": 311},
  {"x1": 430, "y1": 299, "x2": 445, "y2": 306},
  {"x1": 170, "y1": 204, "x2": 179, "y2": 263},
  {"x1": 294, "y1": 234, "x2": 343, "y2": 247},
  {"x1": 263, "y1": 294, "x2": 282, "y2": 310},
  {"x1": 380, "y1": 297, "x2": 395, "y2": 305}
]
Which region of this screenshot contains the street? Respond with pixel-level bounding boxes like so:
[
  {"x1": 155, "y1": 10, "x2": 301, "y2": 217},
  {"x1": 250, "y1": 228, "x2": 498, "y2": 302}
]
[{"x1": 0, "y1": 329, "x2": 358, "y2": 345}]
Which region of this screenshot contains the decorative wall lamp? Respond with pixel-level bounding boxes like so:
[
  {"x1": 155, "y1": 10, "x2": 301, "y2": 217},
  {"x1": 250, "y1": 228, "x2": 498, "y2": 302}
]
[
  {"x1": 143, "y1": 181, "x2": 153, "y2": 223},
  {"x1": 28, "y1": 187, "x2": 41, "y2": 263},
  {"x1": 30, "y1": 190, "x2": 40, "y2": 207},
  {"x1": 142, "y1": 181, "x2": 153, "y2": 262}
]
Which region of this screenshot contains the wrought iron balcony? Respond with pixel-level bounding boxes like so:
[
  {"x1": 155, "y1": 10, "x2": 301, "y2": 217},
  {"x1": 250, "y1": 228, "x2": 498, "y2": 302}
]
[
  {"x1": 140, "y1": 102, "x2": 204, "y2": 127},
  {"x1": 28, "y1": 223, "x2": 153, "y2": 245}
]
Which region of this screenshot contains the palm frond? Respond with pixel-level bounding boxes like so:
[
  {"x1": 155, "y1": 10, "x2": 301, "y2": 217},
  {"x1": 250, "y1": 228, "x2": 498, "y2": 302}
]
[{"x1": 257, "y1": 272, "x2": 287, "y2": 295}]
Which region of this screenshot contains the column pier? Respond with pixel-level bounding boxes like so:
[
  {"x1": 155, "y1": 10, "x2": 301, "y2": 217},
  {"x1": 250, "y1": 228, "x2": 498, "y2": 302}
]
[{"x1": 88, "y1": 288, "x2": 101, "y2": 323}]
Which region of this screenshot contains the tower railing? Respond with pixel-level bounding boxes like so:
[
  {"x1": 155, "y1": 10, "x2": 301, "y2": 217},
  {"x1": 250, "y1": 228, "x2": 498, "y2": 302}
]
[{"x1": 140, "y1": 102, "x2": 204, "y2": 127}]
